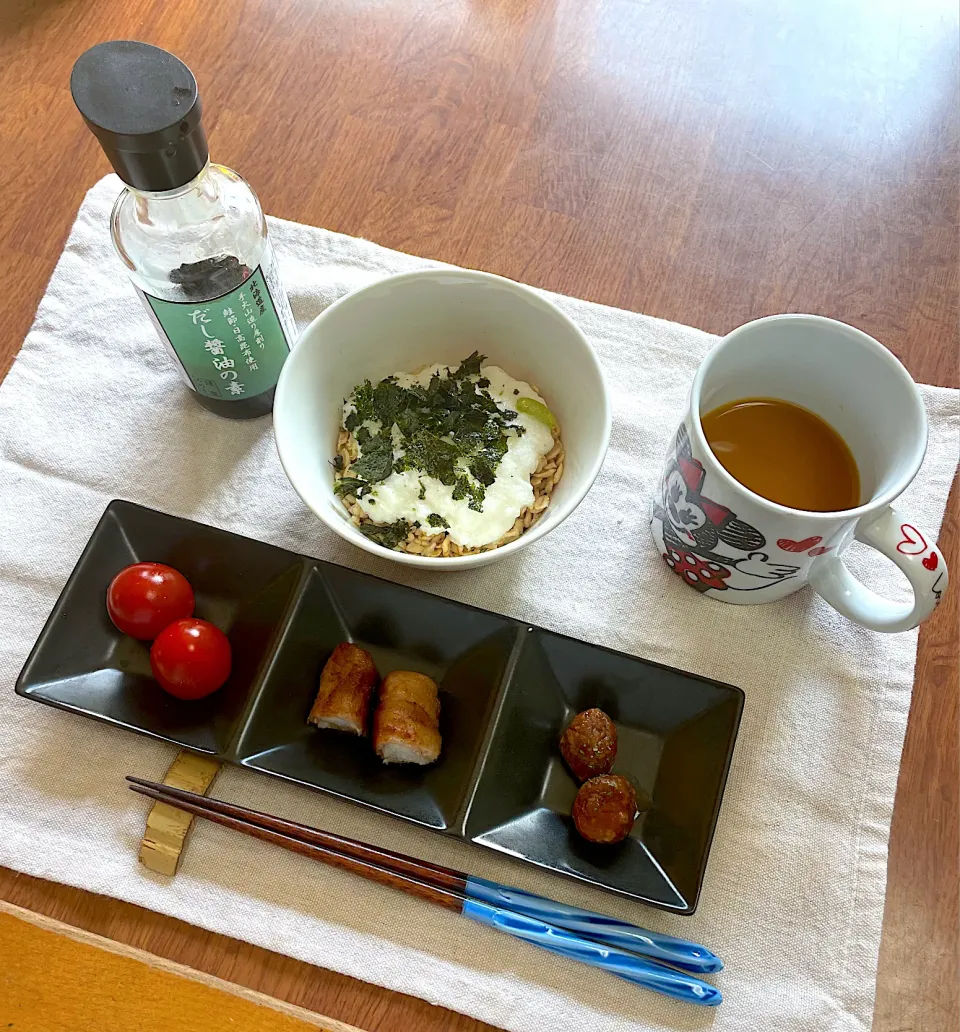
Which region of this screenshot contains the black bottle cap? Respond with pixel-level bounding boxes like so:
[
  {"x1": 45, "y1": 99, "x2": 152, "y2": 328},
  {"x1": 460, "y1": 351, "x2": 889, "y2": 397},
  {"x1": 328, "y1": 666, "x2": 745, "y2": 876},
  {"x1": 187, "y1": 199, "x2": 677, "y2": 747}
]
[{"x1": 71, "y1": 40, "x2": 209, "y2": 192}]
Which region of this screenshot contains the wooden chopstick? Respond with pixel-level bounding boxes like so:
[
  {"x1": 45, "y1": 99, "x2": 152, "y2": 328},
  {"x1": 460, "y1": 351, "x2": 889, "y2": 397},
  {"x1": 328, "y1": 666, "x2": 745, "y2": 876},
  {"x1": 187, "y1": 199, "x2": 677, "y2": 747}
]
[
  {"x1": 126, "y1": 776, "x2": 722, "y2": 1003},
  {"x1": 127, "y1": 775, "x2": 465, "y2": 889},
  {"x1": 125, "y1": 777, "x2": 724, "y2": 979},
  {"x1": 126, "y1": 778, "x2": 724, "y2": 1004},
  {"x1": 127, "y1": 780, "x2": 463, "y2": 911}
]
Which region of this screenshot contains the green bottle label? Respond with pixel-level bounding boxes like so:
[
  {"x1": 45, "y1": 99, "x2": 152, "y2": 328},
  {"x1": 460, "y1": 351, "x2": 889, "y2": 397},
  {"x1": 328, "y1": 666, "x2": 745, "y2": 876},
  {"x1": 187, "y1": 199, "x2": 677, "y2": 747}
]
[{"x1": 144, "y1": 267, "x2": 290, "y2": 401}]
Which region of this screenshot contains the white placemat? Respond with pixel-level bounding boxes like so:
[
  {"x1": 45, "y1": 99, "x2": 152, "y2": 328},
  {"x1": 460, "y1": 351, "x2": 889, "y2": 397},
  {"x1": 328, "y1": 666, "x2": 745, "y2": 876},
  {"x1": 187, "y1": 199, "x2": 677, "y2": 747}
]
[{"x1": 0, "y1": 176, "x2": 957, "y2": 1032}]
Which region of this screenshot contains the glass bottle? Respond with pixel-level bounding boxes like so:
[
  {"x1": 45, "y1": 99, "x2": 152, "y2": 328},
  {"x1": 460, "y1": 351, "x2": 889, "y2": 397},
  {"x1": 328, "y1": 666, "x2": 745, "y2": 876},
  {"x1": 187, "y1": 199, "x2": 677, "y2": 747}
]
[{"x1": 71, "y1": 41, "x2": 296, "y2": 419}]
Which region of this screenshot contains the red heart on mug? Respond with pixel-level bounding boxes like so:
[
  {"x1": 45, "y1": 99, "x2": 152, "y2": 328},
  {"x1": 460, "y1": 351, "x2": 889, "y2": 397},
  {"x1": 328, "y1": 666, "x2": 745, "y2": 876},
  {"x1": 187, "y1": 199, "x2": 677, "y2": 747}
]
[
  {"x1": 896, "y1": 524, "x2": 927, "y2": 555},
  {"x1": 922, "y1": 552, "x2": 939, "y2": 571},
  {"x1": 777, "y1": 536, "x2": 822, "y2": 553},
  {"x1": 808, "y1": 546, "x2": 831, "y2": 557}
]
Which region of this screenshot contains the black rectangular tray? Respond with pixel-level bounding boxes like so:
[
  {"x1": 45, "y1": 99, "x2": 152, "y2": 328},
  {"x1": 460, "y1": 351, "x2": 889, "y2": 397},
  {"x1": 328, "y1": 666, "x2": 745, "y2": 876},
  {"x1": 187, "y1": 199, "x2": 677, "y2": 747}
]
[{"x1": 17, "y1": 500, "x2": 743, "y2": 913}]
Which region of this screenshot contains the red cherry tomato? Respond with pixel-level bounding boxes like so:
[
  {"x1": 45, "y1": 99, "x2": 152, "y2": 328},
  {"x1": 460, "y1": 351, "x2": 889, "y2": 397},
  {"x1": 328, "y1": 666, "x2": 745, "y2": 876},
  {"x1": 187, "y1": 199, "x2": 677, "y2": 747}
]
[
  {"x1": 106, "y1": 562, "x2": 195, "y2": 640},
  {"x1": 150, "y1": 618, "x2": 232, "y2": 700}
]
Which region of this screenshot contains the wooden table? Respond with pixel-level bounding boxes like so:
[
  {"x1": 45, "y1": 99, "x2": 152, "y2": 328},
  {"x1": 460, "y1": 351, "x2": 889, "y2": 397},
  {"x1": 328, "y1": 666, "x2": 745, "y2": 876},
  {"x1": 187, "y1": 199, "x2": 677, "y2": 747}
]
[
  {"x1": 0, "y1": 900, "x2": 354, "y2": 1031},
  {"x1": 1, "y1": 1, "x2": 956, "y2": 1029}
]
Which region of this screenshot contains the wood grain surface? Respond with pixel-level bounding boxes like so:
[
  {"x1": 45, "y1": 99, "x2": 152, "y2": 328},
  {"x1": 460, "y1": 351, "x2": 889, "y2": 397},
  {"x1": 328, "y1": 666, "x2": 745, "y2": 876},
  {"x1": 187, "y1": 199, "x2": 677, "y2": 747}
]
[
  {"x1": 0, "y1": 900, "x2": 358, "y2": 1032},
  {"x1": 139, "y1": 751, "x2": 221, "y2": 876},
  {"x1": 1, "y1": 1, "x2": 957, "y2": 1031}
]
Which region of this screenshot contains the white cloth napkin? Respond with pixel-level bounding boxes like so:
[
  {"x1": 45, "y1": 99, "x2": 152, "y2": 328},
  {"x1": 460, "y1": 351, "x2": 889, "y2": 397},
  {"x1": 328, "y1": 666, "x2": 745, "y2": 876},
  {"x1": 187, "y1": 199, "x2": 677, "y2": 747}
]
[{"x1": 0, "y1": 175, "x2": 957, "y2": 1032}]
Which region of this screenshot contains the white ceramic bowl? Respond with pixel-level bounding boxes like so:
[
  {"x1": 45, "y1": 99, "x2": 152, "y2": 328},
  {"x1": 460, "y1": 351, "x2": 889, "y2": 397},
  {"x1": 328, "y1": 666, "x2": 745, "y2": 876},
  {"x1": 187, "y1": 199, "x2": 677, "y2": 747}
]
[{"x1": 274, "y1": 269, "x2": 611, "y2": 569}]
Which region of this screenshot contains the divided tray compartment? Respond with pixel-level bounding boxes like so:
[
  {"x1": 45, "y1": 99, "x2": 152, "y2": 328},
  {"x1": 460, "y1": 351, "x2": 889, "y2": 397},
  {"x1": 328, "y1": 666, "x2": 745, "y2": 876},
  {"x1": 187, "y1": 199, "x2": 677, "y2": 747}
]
[
  {"x1": 15, "y1": 501, "x2": 304, "y2": 755},
  {"x1": 233, "y1": 563, "x2": 518, "y2": 831},
  {"x1": 465, "y1": 630, "x2": 745, "y2": 911},
  {"x1": 17, "y1": 500, "x2": 744, "y2": 913}
]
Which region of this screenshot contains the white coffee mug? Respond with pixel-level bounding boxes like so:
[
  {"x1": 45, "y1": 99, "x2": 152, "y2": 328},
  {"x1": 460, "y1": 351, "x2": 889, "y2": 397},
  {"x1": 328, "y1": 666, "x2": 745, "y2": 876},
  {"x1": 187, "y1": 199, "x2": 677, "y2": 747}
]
[{"x1": 650, "y1": 314, "x2": 948, "y2": 632}]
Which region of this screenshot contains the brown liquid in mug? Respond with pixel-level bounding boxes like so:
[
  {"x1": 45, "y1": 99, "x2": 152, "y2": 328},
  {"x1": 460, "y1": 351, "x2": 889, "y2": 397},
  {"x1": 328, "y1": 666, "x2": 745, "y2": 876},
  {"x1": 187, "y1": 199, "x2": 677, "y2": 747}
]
[{"x1": 701, "y1": 398, "x2": 860, "y2": 511}]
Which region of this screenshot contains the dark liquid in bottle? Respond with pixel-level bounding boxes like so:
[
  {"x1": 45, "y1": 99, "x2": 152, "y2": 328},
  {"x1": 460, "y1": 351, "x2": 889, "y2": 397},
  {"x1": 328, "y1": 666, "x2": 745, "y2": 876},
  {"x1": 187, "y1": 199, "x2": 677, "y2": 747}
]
[
  {"x1": 170, "y1": 256, "x2": 278, "y2": 420},
  {"x1": 190, "y1": 383, "x2": 277, "y2": 419}
]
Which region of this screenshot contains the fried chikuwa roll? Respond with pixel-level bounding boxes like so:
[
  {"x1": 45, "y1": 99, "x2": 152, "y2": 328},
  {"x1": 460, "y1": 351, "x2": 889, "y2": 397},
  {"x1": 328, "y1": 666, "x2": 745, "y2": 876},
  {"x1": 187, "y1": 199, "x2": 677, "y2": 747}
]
[
  {"x1": 308, "y1": 642, "x2": 378, "y2": 736},
  {"x1": 373, "y1": 670, "x2": 442, "y2": 765}
]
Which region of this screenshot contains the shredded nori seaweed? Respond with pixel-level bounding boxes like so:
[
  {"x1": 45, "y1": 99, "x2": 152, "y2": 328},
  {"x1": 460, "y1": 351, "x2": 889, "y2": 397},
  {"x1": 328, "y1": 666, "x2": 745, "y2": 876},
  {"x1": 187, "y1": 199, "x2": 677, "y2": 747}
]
[
  {"x1": 341, "y1": 353, "x2": 523, "y2": 513},
  {"x1": 357, "y1": 519, "x2": 410, "y2": 550}
]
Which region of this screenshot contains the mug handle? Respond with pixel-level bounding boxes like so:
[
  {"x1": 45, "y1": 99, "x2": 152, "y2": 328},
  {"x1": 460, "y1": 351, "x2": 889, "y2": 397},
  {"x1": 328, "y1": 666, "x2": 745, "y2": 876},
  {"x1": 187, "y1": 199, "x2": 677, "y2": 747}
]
[{"x1": 808, "y1": 506, "x2": 948, "y2": 633}]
